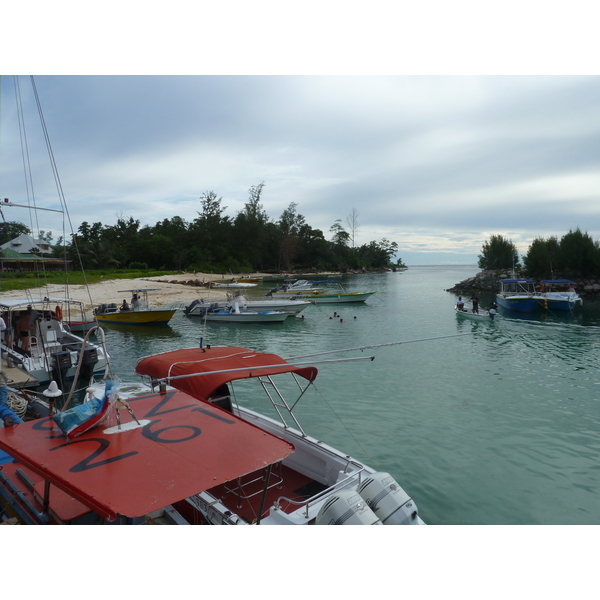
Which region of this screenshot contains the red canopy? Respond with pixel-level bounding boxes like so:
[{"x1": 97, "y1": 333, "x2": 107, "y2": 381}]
[
  {"x1": 0, "y1": 387, "x2": 295, "y2": 520},
  {"x1": 135, "y1": 346, "x2": 319, "y2": 401}
]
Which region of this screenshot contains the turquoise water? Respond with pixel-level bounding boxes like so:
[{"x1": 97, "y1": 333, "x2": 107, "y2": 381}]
[{"x1": 98, "y1": 266, "x2": 600, "y2": 525}]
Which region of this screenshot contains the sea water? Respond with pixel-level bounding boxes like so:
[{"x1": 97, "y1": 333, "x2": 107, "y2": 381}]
[{"x1": 98, "y1": 266, "x2": 600, "y2": 525}]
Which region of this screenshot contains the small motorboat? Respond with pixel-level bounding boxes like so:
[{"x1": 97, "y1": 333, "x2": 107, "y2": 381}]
[
  {"x1": 185, "y1": 295, "x2": 311, "y2": 316},
  {"x1": 185, "y1": 301, "x2": 289, "y2": 323},
  {"x1": 454, "y1": 305, "x2": 498, "y2": 321},
  {"x1": 536, "y1": 280, "x2": 583, "y2": 311},
  {"x1": 287, "y1": 281, "x2": 377, "y2": 304},
  {"x1": 94, "y1": 289, "x2": 176, "y2": 326}
]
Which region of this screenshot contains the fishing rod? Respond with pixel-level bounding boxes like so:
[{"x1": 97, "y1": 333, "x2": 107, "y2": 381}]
[
  {"x1": 151, "y1": 354, "x2": 377, "y2": 384},
  {"x1": 284, "y1": 331, "x2": 477, "y2": 361}
]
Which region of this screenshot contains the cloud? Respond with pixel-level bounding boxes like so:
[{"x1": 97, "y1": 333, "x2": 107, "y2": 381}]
[{"x1": 1, "y1": 75, "x2": 599, "y2": 265}]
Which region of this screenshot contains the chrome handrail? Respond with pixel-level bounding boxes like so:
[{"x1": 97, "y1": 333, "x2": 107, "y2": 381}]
[{"x1": 273, "y1": 461, "x2": 366, "y2": 519}]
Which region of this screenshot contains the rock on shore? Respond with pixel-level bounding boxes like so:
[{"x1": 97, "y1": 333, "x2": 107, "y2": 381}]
[{"x1": 446, "y1": 269, "x2": 600, "y2": 297}]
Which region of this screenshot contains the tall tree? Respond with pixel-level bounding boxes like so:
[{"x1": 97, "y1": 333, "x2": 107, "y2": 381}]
[
  {"x1": 478, "y1": 235, "x2": 520, "y2": 271},
  {"x1": 523, "y1": 236, "x2": 560, "y2": 278},
  {"x1": 234, "y1": 182, "x2": 270, "y2": 269},
  {"x1": 346, "y1": 207, "x2": 359, "y2": 250},
  {"x1": 277, "y1": 202, "x2": 305, "y2": 270},
  {"x1": 557, "y1": 228, "x2": 600, "y2": 278},
  {"x1": 191, "y1": 191, "x2": 231, "y2": 263},
  {"x1": 0, "y1": 221, "x2": 31, "y2": 245}
]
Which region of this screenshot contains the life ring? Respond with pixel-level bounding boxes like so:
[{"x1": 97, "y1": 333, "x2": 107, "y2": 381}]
[{"x1": 55, "y1": 305, "x2": 63, "y2": 321}]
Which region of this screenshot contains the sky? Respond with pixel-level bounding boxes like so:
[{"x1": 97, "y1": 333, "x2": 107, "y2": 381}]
[{"x1": 2, "y1": 4, "x2": 599, "y2": 266}]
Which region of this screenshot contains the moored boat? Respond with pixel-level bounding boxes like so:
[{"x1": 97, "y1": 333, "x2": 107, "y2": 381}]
[
  {"x1": 266, "y1": 279, "x2": 323, "y2": 296},
  {"x1": 0, "y1": 345, "x2": 424, "y2": 526},
  {"x1": 211, "y1": 282, "x2": 257, "y2": 289},
  {"x1": 0, "y1": 298, "x2": 109, "y2": 389},
  {"x1": 536, "y1": 280, "x2": 583, "y2": 311},
  {"x1": 94, "y1": 289, "x2": 176, "y2": 326},
  {"x1": 184, "y1": 294, "x2": 312, "y2": 316},
  {"x1": 292, "y1": 281, "x2": 377, "y2": 304},
  {"x1": 184, "y1": 300, "x2": 289, "y2": 322},
  {"x1": 455, "y1": 305, "x2": 498, "y2": 321},
  {"x1": 496, "y1": 279, "x2": 539, "y2": 312}
]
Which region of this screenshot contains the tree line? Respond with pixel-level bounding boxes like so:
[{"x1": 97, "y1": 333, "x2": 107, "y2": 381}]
[
  {"x1": 478, "y1": 229, "x2": 600, "y2": 279},
  {"x1": 1, "y1": 183, "x2": 405, "y2": 273}
]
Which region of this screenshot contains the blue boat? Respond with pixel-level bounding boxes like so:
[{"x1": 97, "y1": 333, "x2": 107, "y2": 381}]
[
  {"x1": 496, "y1": 279, "x2": 539, "y2": 312},
  {"x1": 537, "y1": 280, "x2": 583, "y2": 311}
]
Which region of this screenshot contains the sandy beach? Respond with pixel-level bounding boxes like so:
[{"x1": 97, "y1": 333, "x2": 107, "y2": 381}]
[{"x1": 0, "y1": 272, "x2": 267, "y2": 312}]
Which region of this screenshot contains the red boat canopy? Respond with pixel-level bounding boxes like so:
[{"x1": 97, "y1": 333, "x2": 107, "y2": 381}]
[
  {"x1": 0, "y1": 388, "x2": 295, "y2": 521},
  {"x1": 135, "y1": 346, "x2": 319, "y2": 401}
]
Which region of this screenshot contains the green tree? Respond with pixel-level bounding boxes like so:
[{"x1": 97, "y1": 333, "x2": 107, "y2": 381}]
[
  {"x1": 556, "y1": 228, "x2": 600, "y2": 278},
  {"x1": 277, "y1": 202, "x2": 305, "y2": 270},
  {"x1": 0, "y1": 221, "x2": 30, "y2": 245},
  {"x1": 191, "y1": 191, "x2": 232, "y2": 264},
  {"x1": 478, "y1": 234, "x2": 520, "y2": 270},
  {"x1": 329, "y1": 220, "x2": 351, "y2": 270},
  {"x1": 523, "y1": 236, "x2": 559, "y2": 278},
  {"x1": 233, "y1": 182, "x2": 270, "y2": 269}
]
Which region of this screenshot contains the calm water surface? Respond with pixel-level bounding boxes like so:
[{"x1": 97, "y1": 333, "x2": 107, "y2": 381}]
[{"x1": 98, "y1": 266, "x2": 600, "y2": 525}]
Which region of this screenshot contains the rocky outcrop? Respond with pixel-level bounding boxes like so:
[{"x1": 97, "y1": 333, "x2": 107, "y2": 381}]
[{"x1": 446, "y1": 270, "x2": 600, "y2": 298}]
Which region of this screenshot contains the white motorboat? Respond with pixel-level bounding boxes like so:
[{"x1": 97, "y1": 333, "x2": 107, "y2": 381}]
[
  {"x1": 184, "y1": 301, "x2": 289, "y2": 322},
  {"x1": 266, "y1": 279, "x2": 324, "y2": 296},
  {"x1": 185, "y1": 294, "x2": 312, "y2": 317},
  {"x1": 536, "y1": 280, "x2": 583, "y2": 311},
  {"x1": 297, "y1": 281, "x2": 377, "y2": 304},
  {"x1": 211, "y1": 282, "x2": 257, "y2": 289},
  {"x1": 454, "y1": 305, "x2": 498, "y2": 321},
  {"x1": 0, "y1": 298, "x2": 109, "y2": 389},
  {"x1": 0, "y1": 345, "x2": 424, "y2": 525}
]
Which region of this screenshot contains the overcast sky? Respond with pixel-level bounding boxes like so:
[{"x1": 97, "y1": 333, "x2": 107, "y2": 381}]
[{"x1": 2, "y1": 6, "x2": 599, "y2": 266}]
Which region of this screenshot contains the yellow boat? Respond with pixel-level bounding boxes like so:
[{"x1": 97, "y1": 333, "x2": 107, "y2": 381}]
[{"x1": 94, "y1": 289, "x2": 177, "y2": 326}]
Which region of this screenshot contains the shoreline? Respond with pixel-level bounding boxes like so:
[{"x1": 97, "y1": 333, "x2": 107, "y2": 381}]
[{"x1": 0, "y1": 272, "x2": 251, "y2": 312}]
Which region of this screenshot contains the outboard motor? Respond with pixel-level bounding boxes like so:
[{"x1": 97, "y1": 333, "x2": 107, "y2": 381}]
[
  {"x1": 79, "y1": 347, "x2": 99, "y2": 384},
  {"x1": 357, "y1": 472, "x2": 419, "y2": 525},
  {"x1": 184, "y1": 299, "x2": 201, "y2": 315},
  {"x1": 315, "y1": 489, "x2": 382, "y2": 525},
  {"x1": 51, "y1": 350, "x2": 72, "y2": 390}
]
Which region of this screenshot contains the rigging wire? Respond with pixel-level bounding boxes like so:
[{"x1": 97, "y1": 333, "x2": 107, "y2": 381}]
[{"x1": 284, "y1": 331, "x2": 477, "y2": 361}]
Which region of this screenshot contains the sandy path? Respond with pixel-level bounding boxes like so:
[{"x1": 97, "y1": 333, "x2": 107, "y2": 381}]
[{"x1": 0, "y1": 272, "x2": 268, "y2": 312}]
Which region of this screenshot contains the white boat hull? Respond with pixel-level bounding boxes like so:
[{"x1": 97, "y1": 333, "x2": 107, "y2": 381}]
[
  {"x1": 300, "y1": 291, "x2": 376, "y2": 304},
  {"x1": 186, "y1": 297, "x2": 311, "y2": 316},
  {"x1": 202, "y1": 311, "x2": 288, "y2": 323},
  {"x1": 455, "y1": 307, "x2": 497, "y2": 321}
]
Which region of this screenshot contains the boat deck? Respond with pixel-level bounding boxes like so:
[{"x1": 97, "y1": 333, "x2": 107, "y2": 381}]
[
  {"x1": 1, "y1": 357, "x2": 38, "y2": 388},
  {"x1": 206, "y1": 462, "x2": 327, "y2": 523}
]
